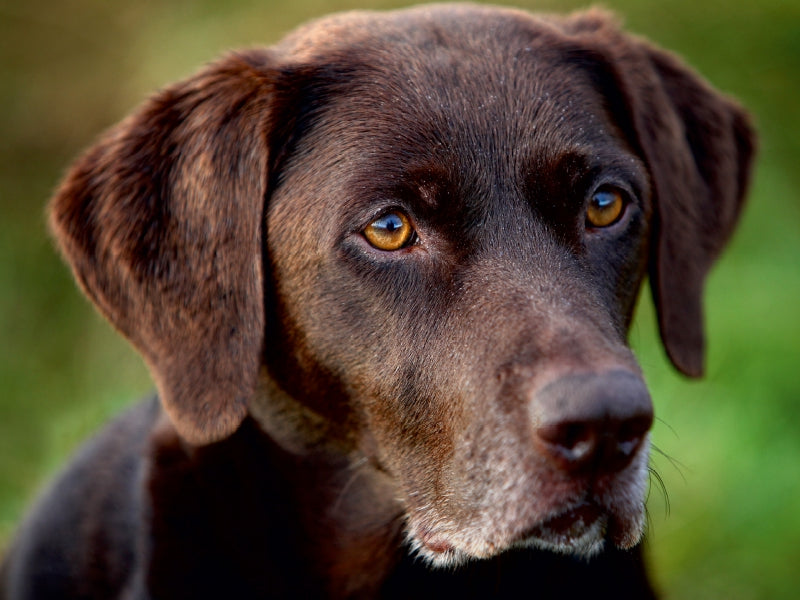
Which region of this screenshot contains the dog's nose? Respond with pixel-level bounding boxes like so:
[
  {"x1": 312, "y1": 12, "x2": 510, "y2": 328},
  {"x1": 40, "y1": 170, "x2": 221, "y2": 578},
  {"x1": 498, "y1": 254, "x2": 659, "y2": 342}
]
[{"x1": 532, "y1": 371, "x2": 653, "y2": 474}]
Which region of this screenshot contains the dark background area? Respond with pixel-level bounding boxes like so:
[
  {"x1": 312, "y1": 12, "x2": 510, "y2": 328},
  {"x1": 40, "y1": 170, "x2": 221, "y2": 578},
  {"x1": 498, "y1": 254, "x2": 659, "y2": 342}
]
[{"x1": 1, "y1": 0, "x2": 798, "y2": 597}]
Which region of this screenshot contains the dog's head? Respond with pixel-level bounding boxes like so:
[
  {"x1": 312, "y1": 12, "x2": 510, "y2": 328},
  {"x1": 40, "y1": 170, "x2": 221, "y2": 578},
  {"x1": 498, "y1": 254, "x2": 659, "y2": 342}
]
[{"x1": 49, "y1": 5, "x2": 754, "y2": 565}]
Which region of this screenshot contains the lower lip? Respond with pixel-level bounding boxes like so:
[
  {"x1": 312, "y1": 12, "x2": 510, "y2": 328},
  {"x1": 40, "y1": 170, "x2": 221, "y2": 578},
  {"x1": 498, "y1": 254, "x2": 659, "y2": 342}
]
[
  {"x1": 416, "y1": 504, "x2": 607, "y2": 558},
  {"x1": 530, "y1": 502, "x2": 605, "y2": 542},
  {"x1": 417, "y1": 525, "x2": 456, "y2": 555},
  {"x1": 541, "y1": 503, "x2": 602, "y2": 531}
]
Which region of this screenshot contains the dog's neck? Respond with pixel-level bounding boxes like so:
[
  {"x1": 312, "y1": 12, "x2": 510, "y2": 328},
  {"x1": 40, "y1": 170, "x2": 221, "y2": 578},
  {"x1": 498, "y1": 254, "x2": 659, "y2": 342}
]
[
  {"x1": 247, "y1": 370, "x2": 356, "y2": 455},
  {"x1": 145, "y1": 375, "x2": 407, "y2": 597},
  {"x1": 247, "y1": 372, "x2": 408, "y2": 594}
]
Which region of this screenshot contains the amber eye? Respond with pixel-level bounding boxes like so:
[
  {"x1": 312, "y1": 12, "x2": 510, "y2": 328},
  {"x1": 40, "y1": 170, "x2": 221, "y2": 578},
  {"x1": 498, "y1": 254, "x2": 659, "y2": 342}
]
[
  {"x1": 363, "y1": 211, "x2": 415, "y2": 250},
  {"x1": 586, "y1": 187, "x2": 626, "y2": 228}
]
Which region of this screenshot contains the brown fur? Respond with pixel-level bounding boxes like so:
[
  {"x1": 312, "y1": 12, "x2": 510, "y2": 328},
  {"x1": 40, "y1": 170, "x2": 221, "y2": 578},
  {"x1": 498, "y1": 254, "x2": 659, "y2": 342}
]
[{"x1": 1, "y1": 4, "x2": 754, "y2": 599}]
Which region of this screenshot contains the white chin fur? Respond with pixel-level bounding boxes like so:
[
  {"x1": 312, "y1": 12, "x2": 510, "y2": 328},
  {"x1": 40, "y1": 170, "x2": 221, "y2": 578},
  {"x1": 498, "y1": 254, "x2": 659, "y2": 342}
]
[
  {"x1": 512, "y1": 515, "x2": 607, "y2": 558},
  {"x1": 406, "y1": 437, "x2": 651, "y2": 568},
  {"x1": 408, "y1": 515, "x2": 607, "y2": 569}
]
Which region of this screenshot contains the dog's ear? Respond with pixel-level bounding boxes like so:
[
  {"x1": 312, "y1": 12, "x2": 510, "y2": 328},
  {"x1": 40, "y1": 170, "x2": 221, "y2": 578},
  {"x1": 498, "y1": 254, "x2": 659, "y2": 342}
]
[
  {"x1": 561, "y1": 12, "x2": 754, "y2": 376},
  {"x1": 574, "y1": 19, "x2": 757, "y2": 377},
  {"x1": 632, "y1": 46, "x2": 756, "y2": 377},
  {"x1": 49, "y1": 51, "x2": 280, "y2": 444}
]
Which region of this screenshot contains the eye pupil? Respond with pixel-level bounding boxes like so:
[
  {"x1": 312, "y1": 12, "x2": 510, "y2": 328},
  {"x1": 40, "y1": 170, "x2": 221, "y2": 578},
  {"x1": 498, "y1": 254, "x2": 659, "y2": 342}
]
[
  {"x1": 364, "y1": 211, "x2": 415, "y2": 251},
  {"x1": 595, "y1": 192, "x2": 616, "y2": 208},
  {"x1": 382, "y1": 214, "x2": 403, "y2": 232}
]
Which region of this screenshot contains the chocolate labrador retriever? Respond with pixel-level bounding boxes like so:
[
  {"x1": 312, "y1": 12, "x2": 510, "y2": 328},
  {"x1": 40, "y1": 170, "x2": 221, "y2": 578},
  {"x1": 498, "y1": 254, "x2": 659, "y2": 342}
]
[{"x1": 1, "y1": 4, "x2": 754, "y2": 599}]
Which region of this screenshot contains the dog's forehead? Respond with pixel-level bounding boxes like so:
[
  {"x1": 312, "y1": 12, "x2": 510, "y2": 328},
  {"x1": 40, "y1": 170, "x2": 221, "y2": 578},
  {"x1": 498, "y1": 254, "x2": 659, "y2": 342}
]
[
  {"x1": 284, "y1": 5, "x2": 609, "y2": 118},
  {"x1": 278, "y1": 4, "x2": 598, "y2": 63},
  {"x1": 285, "y1": 6, "x2": 630, "y2": 185}
]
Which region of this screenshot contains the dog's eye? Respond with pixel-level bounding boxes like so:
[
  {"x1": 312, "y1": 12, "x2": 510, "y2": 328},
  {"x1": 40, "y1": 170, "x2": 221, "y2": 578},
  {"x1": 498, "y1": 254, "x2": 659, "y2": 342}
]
[
  {"x1": 364, "y1": 211, "x2": 416, "y2": 250},
  {"x1": 586, "y1": 187, "x2": 626, "y2": 229}
]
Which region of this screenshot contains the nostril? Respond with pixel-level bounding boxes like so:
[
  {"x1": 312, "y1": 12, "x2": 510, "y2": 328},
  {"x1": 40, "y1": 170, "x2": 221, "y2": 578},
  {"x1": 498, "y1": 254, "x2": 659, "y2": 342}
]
[
  {"x1": 616, "y1": 437, "x2": 640, "y2": 458},
  {"x1": 537, "y1": 423, "x2": 587, "y2": 448},
  {"x1": 621, "y1": 412, "x2": 653, "y2": 435},
  {"x1": 538, "y1": 422, "x2": 588, "y2": 448},
  {"x1": 618, "y1": 414, "x2": 652, "y2": 445},
  {"x1": 536, "y1": 415, "x2": 650, "y2": 474},
  {"x1": 613, "y1": 413, "x2": 653, "y2": 460},
  {"x1": 535, "y1": 422, "x2": 597, "y2": 471}
]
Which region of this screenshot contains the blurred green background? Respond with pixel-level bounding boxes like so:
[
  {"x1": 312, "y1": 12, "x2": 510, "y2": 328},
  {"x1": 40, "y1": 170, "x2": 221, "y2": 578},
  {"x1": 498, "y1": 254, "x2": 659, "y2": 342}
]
[{"x1": 1, "y1": 0, "x2": 798, "y2": 597}]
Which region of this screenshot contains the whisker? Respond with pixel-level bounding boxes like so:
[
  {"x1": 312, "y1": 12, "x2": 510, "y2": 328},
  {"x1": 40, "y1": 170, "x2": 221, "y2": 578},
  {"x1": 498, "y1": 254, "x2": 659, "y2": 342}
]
[
  {"x1": 647, "y1": 467, "x2": 670, "y2": 518},
  {"x1": 653, "y1": 416, "x2": 680, "y2": 440},
  {"x1": 650, "y1": 444, "x2": 688, "y2": 483}
]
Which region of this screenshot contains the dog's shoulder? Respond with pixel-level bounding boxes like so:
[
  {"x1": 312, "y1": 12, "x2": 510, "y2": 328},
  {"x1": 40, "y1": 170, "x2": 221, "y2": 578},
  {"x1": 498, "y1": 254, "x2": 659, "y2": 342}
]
[{"x1": 1, "y1": 398, "x2": 159, "y2": 599}]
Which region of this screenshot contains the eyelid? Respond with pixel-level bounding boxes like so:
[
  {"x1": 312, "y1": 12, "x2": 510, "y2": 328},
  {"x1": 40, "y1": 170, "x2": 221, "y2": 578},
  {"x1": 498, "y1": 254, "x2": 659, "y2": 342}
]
[{"x1": 591, "y1": 178, "x2": 636, "y2": 200}]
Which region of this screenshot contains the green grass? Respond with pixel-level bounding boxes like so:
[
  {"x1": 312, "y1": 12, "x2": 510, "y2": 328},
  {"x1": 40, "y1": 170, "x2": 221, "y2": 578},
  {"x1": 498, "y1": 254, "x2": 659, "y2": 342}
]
[
  {"x1": 2, "y1": 0, "x2": 798, "y2": 597},
  {"x1": 632, "y1": 155, "x2": 800, "y2": 598}
]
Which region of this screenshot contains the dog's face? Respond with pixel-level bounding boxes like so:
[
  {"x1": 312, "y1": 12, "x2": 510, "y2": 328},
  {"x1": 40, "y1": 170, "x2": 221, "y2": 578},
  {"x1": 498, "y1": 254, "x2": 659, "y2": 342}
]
[
  {"x1": 49, "y1": 5, "x2": 754, "y2": 567},
  {"x1": 265, "y1": 13, "x2": 657, "y2": 563}
]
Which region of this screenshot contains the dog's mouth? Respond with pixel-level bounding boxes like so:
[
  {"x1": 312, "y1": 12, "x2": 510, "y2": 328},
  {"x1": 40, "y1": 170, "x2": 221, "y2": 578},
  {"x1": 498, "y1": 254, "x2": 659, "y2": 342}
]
[
  {"x1": 404, "y1": 404, "x2": 652, "y2": 568},
  {"x1": 411, "y1": 500, "x2": 632, "y2": 567},
  {"x1": 516, "y1": 502, "x2": 607, "y2": 555}
]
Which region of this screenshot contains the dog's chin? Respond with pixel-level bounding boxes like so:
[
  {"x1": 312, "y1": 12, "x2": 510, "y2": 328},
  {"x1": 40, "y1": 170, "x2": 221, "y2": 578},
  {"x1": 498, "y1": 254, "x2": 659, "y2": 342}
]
[
  {"x1": 512, "y1": 503, "x2": 608, "y2": 557},
  {"x1": 409, "y1": 502, "x2": 640, "y2": 569}
]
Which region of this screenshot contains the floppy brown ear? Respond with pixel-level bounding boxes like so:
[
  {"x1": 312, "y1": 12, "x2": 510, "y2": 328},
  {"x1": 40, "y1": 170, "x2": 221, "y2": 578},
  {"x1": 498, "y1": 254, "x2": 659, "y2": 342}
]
[
  {"x1": 634, "y1": 47, "x2": 756, "y2": 377},
  {"x1": 559, "y1": 12, "x2": 755, "y2": 376},
  {"x1": 577, "y1": 22, "x2": 757, "y2": 377},
  {"x1": 49, "y1": 50, "x2": 277, "y2": 444}
]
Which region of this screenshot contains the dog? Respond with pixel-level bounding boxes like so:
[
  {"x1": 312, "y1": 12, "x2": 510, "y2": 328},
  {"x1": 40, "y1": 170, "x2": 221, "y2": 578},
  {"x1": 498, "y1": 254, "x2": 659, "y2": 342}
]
[{"x1": 1, "y1": 4, "x2": 754, "y2": 598}]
